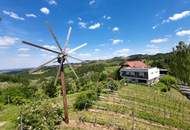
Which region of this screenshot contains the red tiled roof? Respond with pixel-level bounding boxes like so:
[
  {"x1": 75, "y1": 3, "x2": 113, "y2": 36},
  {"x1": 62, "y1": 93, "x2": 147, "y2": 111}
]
[{"x1": 122, "y1": 60, "x2": 148, "y2": 68}]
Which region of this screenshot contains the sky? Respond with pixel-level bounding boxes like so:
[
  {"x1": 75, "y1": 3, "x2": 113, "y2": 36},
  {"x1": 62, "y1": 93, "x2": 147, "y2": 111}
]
[{"x1": 0, "y1": 0, "x2": 190, "y2": 69}]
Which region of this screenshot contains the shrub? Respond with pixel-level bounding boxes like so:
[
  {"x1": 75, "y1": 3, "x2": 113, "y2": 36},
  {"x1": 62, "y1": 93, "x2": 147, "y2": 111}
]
[
  {"x1": 0, "y1": 85, "x2": 37, "y2": 105},
  {"x1": 0, "y1": 74, "x2": 29, "y2": 86},
  {"x1": 18, "y1": 101, "x2": 63, "y2": 130},
  {"x1": 154, "y1": 82, "x2": 169, "y2": 92},
  {"x1": 160, "y1": 75, "x2": 177, "y2": 87},
  {"x1": 99, "y1": 72, "x2": 107, "y2": 81},
  {"x1": 9, "y1": 96, "x2": 26, "y2": 105},
  {"x1": 41, "y1": 79, "x2": 58, "y2": 98},
  {"x1": 120, "y1": 78, "x2": 128, "y2": 86},
  {"x1": 0, "y1": 103, "x2": 4, "y2": 111},
  {"x1": 110, "y1": 68, "x2": 122, "y2": 80},
  {"x1": 74, "y1": 91, "x2": 98, "y2": 110},
  {"x1": 107, "y1": 79, "x2": 119, "y2": 91}
]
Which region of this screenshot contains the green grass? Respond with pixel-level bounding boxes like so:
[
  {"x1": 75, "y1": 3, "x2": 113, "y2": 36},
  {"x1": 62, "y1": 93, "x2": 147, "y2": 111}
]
[{"x1": 1, "y1": 83, "x2": 190, "y2": 130}]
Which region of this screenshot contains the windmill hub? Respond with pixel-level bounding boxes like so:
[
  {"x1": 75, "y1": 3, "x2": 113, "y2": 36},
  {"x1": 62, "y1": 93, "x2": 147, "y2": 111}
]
[{"x1": 57, "y1": 56, "x2": 65, "y2": 64}]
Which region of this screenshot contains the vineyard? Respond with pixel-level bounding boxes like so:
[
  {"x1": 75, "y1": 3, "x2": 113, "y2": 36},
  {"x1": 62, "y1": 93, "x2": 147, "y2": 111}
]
[{"x1": 61, "y1": 84, "x2": 190, "y2": 130}]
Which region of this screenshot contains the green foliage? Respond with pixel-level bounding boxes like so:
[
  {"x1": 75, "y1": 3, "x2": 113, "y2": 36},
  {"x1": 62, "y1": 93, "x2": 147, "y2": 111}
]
[
  {"x1": 120, "y1": 77, "x2": 128, "y2": 86},
  {"x1": 41, "y1": 78, "x2": 58, "y2": 98},
  {"x1": 74, "y1": 91, "x2": 98, "y2": 110},
  {"x1": 0, "y1": 74, "x2": 29, "y2": 85},
  {"x1": 107, "y1": 79, "x2": 119, "y2": 91},
  {"x1": 99, "y1": 72, "x2": 107, "y2": 81},
  {"x1": 168, "y1": 41, "x2": 190, "y2": 85},
  {"x1": 77, "y1": 63, "x2": 105, "y2": 76},
  {"x1": 0, "y1": 103, "x2": 5, "y2": 111},
  {"x1": 160, "y1": 75, "x2": 177, "y2": 87},
  {"x1": 0, "y1": 84, "x2": 38, "y2": 105},
  {"x1": 18, "y1": 101, "x2": 63, "y2": 130},
  {"x1": 154, "y1": 82, "x2": 169, "y2": 92},
  {"x1": 110, "y1": 68, "x2": 122, "y2": 80}
]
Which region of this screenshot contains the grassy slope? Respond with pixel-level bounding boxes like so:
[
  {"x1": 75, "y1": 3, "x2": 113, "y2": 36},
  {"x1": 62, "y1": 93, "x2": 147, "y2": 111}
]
[
  {"x1": 1, "y1": 84, "x2": 190, "y2": 130},
  {"x1": 62, "y1": 84, "x2": 190, "y2": 130}
]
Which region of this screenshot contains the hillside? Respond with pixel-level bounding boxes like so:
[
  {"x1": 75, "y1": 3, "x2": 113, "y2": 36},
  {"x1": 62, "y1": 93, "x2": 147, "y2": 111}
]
[
  {"x1": 59, "y1": 84, "x2": 190, "y2": 130},
  {"x1": 1, "y1": 83, "x2": 190, "y2": 130},
  {"x1": 0, "y1": 52, "x2": 189, "y2": 130}
]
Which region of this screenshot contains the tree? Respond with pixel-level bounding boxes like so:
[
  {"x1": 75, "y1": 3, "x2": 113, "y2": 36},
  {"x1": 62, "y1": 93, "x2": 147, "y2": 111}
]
[{"x1": 168, "y1": 41, "x2": 190, "y2": 85}]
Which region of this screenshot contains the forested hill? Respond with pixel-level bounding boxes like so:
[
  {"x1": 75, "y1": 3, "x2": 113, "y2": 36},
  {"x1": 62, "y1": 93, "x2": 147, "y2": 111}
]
[{"x1": 2, "y1": 52, "x2": 170, "y2": 75}]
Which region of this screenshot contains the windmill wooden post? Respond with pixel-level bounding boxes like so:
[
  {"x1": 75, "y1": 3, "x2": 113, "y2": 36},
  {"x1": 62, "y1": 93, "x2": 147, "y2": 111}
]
[
  {"x1": 21, "y1": 23, "x2": 87, "y2": 124},
  {"x1": 60, "y1": 65, "x2": 69, "y2": 123}
]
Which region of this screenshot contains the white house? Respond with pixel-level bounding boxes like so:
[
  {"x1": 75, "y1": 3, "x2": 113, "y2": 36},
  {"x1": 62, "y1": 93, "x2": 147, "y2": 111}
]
[{"x1": 120, "y1": 61, "x2": 160, "y2": 84}]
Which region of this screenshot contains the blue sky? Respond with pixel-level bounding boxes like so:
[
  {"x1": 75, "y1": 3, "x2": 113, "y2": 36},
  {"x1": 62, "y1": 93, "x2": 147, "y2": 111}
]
[{"x1": 0, "y1": 0, "x2": 190, "y2": 69}]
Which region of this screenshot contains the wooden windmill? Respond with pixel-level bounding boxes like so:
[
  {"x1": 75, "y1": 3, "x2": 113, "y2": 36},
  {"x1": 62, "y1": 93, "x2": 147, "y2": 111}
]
[{"x1": 21, "y1": 23, "x2": 87, "y2": 124}]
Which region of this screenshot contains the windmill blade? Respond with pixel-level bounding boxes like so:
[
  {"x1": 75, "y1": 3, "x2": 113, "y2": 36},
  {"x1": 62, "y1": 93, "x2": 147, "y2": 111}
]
[
  {"x1": 63, "y1": 27, "x2": 72, "y2": 52},
  {"x1": 29, "y1": 57, "x2": 58, "y2": 74},
  {"x1": 65, "y1": 58, "x2": 79, "y2": 79},
  {"x1": 46, "y1": 23, "x2": 63, "y2": 52},
  {"x1": 68, "y1": 43, "x2": 87, "y2": 54},
  {"x1": 22, "y1": 41, "x2": 60, "y2": 54},
  {"x1": 67, "y1": 55, "x2": 85, "y2": 62},
  {"x1": 54, "y1": 58, "x2": 64, "y2": 86}
]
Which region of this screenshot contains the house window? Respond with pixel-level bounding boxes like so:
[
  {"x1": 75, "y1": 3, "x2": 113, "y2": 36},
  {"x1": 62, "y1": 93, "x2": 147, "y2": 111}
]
[
  {"x1": 130, "y1": 72, "x2": 135, "y2": 77},
  {"x1": 121, "y1": 71, "x2": 126, "y2": 76}
]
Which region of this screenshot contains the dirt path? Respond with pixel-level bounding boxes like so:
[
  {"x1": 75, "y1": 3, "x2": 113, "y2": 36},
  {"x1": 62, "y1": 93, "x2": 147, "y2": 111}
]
[
  {"x1": 64, "y1": 119, "x2": 115, "y2": 130},
  {"x1": 0, "y1": 121, "x2": 7, "y2": 127}
]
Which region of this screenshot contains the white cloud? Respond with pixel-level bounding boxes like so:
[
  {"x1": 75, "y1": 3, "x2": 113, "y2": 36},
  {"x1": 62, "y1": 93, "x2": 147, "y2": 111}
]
[
  {"x1": 18, "y1": 53, "x2": 30, "y2": 57},
  {"x1": 169, "y1": 11, "x2": 190, "y2": 21},
  {"x1": 89, "y1": 23, "x2": 101, "y2": 30},
  {"x1": 40, "y1": 7, "x2": 50, "y2": 15},
  {"x1": 78, "y1": 17, "x2": 82, "y2": 21},
  {"x1": 112, "y1": 39, "x2": 124, "y2": 45},
  {"x1": 77, "y1": 53, "x2": 92, "y2": 60},
  {"x1": 78, "y1": 22, "x2": 87, "y2": 28},
  {"x1": 18, "y1": 48, "x2": 30, "y2": 52},
  {"x1": 3, "y1": 10, "x2": 24, "y2": 20},
  {"x1": 0, "y1": 36, "x2": 19, "y2": 47},
  {"x1": 150, "y1": 38, "x2": 168, "y2": 44},
  {"x1": 68, "y1": 20, "x2": 74, "y2": 24},
  {"x1": 43, "y1": 45, "x2": 57, "y2": 50},
  {"x1": 94, "y1": 48, "x2": 100, "y2": 52},
  {"x1": 113, "y1": 48, "x2": 130, "y2": 57},
  {"x1": 103, "y1": 15, "x2": 111, "y2": 20},
  {"x1": 25, "y1": 13, "x2": 37, "y2": 18},
  {"x1": 112, "y1": 27, "x2": 119, "y2": 32},
  {"x1": 152, "y1": 24, "x2": 159, "y2": 30},
  {"x1": 162, "y1": 11, "x2": 190, "y2": 24},
  {"x1": 47, "y1": 0, "x2": 57, "y2": 5},
  {"x1": 89, "y1": 0, "x2": 96, "y2": 5},
  {"x1": 176, "y1": 30, "x2": 190, "y2": 36},
  {"x1": 18, "y1": 48, "x2": 30, "y2": 57},
  {"x1": 144, "y1": 44, "x2": 160, "y2": 54}
]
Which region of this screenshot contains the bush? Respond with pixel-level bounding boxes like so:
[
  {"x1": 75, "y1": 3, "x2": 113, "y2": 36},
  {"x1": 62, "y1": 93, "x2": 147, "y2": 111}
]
[
  {"x1": 74, "y1": 91, "x2": 98, "y2": 110},
  {"x1": 0, "y1": 103, "x2": 4, "y2": 111},
  {"x1": 110, "y1": 68, "x2": 122, "y2": 80},
  {"x1": 0, "y1": 74, "x2": 29, "y2": 86},
  {"x1": 160, "y1": 75, "x2": 177, "y2": 87},
  {"x1": 107, "y1": 79, "x2": 119, "y2": 91},
  {"x1": 120, "y1": 78, "x2": 128, "y2": 86},
  {"x1": 41, "y1": 79, "x2": 58, "y2": 98},
  {"x1": 0, "y1": 84, "x2": 38, "y2": 105},
  {"x1": 154, "y1": 82, "x2": 169, "y2": 92},
  {"x1": 18, "y1": 101, "x2": 63, "y2": 130},
  {"x1": 99, "y1": 72, "x2": 107, "y2": 81}
]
